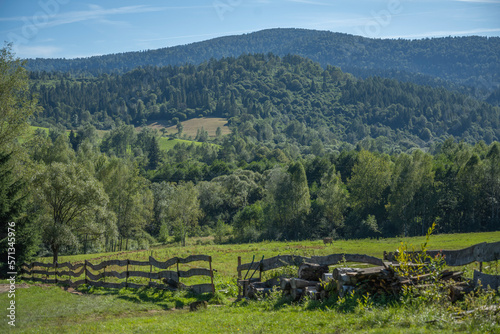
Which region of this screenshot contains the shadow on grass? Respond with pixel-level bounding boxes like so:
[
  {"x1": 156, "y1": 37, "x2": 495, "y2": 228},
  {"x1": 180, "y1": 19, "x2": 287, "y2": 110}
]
[
  {"x1": 77, "y1": 285, "x2": 212, "y2": 310},
  {"x1": 248, "y1": 290, "x2": 400, "y2": 313}
]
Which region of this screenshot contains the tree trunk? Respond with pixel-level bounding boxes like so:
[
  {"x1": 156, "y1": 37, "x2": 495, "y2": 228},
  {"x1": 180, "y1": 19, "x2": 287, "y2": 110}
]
[{"x1": 52, "y1": 245, "x2": 59, "y2": 264}]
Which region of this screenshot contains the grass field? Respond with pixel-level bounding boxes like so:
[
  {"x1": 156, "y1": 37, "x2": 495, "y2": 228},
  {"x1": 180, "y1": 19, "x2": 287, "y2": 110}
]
[
  {"x1": 2, "y1": 232, "x2": 499, "y2": 333},
  {"x1": 157, "y1": 137, "x2": 205, "y2": 151},
  {"x1": 37, "y1": 231, "x2": 500, "y2": 279},
  {"x1": 163, "y1": 117, "x2": 231, "y2": 138}
]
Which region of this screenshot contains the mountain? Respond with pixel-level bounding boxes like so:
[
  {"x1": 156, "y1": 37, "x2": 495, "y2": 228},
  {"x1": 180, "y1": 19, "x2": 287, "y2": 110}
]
[
  {"x1": 30, "y1": 54, "x2": 500, "y2": 149},
  {"x1": 25, "y1": 28, "x2": 500, "y2": 97}
]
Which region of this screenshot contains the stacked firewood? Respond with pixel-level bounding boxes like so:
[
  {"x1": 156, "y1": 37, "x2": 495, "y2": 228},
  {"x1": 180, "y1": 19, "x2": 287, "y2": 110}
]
[{"x1": 272, "y1": 262, "x2": 471, "y2": 302}]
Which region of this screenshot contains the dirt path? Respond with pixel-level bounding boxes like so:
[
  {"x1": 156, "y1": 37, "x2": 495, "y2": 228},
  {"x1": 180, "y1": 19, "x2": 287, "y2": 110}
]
[
  {"x1": 0, "y1": 283, "x2": 83, "y2": 295},
  {"x1": 0, "y1": 283, "x2": 30, "y2": 293}
]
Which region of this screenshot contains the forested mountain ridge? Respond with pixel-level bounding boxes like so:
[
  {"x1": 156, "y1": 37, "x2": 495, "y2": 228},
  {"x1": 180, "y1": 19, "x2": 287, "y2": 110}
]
[
  {"x1": 25, "y1": 28, "x2": 500, "y2": 97},
  {"x1": 31, "y1": 54, "x2": 500, "y2": 149},
  {"x1": 3, "y1": 43, "x2": 500, "y2": 268}
]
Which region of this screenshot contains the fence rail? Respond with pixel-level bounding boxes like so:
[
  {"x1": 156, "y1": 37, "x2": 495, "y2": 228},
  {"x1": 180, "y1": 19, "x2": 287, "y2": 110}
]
[
  {"x1": 384, "y1": 241, "x2": 500, "y2": 267},
  {"x1": 237, "y1": 253, "x2": 385, "y2": 282},
  {"x1": 21, "y1": 255, "x2": 215, "y2": 294}
]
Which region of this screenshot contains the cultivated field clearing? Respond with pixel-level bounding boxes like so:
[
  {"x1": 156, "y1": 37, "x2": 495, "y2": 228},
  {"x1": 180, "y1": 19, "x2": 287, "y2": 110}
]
[{"x1": 162, "y1": 117, "x2": 231, "y2": 138}]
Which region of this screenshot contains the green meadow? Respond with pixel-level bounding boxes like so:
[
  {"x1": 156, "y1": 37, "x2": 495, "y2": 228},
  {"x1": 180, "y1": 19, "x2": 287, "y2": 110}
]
[{"x1": 2, "y1": 232, "x2": 500, "y2": 333}]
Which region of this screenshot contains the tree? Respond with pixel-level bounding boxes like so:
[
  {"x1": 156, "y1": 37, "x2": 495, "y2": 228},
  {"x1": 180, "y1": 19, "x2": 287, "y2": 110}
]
[
  {"x1": 150, "y1": 182, "x2": 175, "y2": 239},
  {"x1": 0, "y1": 43, "x2": 38, "y2": 151},
  {"x1": 97, "y1": 158, "x2": 152, "y2": 250},
  {"x1": 167, "y1": 182, "x2": 202, "y2": 246},
  {"x1": 0, "y1": 44, "x2": 40, "y2": 275},
  {"x1": 386, "y1": 150, "x2": 434, "y2": 236},
  {"x1": 265, "y1": 162, "x2": 310, "y2": 239},
  {"x1": 0, "y1": 152, "x2": 40, "y2": 275},
  {"x1": 35, "y1": 162, "x2": 109, "y2": 263},
  {"x1": 316, "y1": 165, "x2": 349, "y2": 233},
  {"x1": 347, "y1": 150, "x2": 392, "y2": 237}
]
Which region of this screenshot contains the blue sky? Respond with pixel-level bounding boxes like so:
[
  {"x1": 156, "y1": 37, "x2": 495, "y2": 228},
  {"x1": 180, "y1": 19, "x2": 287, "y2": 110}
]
[{"x1": 1, "y1": 0, "x2": 499, "y2": 59}]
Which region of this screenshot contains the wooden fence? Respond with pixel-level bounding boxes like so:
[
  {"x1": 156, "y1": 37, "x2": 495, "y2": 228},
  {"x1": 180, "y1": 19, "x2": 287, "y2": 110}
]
[
  {"x1": 237, "y1": 253, "x2": 385, "y2": 281},
  {"x1": 384, "y1": 241, "x2": 500, "y2": 267},
  {"x1": 237, "y1": 242, "x2": 500, "y2": 290},
  {"x1": 21, "y1": 255, "x2": 215, "y2": 294}
]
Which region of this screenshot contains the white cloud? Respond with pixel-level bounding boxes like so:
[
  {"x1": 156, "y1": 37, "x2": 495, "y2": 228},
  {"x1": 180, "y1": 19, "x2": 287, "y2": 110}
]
[
  {"x1": 13, "y1": 45, "x2": 62, "y2": 58},
  {"x1": 285, "y1": 0, "x2": 331, "y2": 5},
  {"x1": 385, "y1": 28, "x2": 500, "y2": 39},
  {"x1": 1, "y1": 4, "x2": 215, "y2": 28},
  {"x1": 455, "y1": 0, "x2": 500, "y2": 3}
]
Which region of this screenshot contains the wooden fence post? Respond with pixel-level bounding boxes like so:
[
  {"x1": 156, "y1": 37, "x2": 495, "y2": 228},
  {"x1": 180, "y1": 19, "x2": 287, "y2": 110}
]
[
  {"x1": 209, "y1": 256, "x2": 215, "y2": 294},
  {"x1": 84, "y1": 260, "x2": 87, "y2": 284},
  {"x1": 55, "y1": 261, "x2": 58, "y2": 284},
  {"x1": 237, "y1": 256, "x2": 242, "y2": 298},
  {"x1": 259, "y1": 262, "x2": 262, "y2": 282},
  {"x1": 31, "y1": 262, "x2": 34, "y2": 281},
  {"x1": 103, "y1": 263, "x2": 106, "y2": 283},
  {"x1": 149, "y1": 259, "x2": 153, "y2": 285},
  {"x1": 238, "y1": 256, "x2": 242, "y2": 280},
  {"x1": 176, "y1": 258, "x2": 180, "y2": 285},
  {"x1": 126, "y1": 259, "x2": 130, "y2": 288}
]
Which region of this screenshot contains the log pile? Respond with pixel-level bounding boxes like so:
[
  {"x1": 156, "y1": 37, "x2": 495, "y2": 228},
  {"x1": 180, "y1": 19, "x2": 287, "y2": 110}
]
[{"x1": 245, "y1": 264, "x2": 471, "y2": 302}]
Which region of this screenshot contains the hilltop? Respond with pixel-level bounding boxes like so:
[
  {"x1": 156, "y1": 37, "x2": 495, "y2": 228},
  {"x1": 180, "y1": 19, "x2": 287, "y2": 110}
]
[{"x1": 26, "y1": 28, "x2": 500, "y2": 98}]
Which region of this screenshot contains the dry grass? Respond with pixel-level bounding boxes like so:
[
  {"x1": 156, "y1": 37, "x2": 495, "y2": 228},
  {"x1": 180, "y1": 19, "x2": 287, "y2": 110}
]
[{"x1": 161, "y1": 117, "x2": 230, "y2": 138}]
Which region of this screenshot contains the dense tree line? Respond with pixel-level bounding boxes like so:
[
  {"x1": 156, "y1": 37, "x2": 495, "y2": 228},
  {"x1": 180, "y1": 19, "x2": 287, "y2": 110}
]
[
  {"x1": 25, "y1": 28, "x2": 500, "y2": 96},
  {"x1": 20, "y1": 122, "x2": 500, "y2": 261},
  {"x1": 30, "y1": 54, "x2": 500, "y2": 150}
]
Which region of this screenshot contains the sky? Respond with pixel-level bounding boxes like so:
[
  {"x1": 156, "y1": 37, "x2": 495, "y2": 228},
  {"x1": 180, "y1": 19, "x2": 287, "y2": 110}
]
[{"x1": 0, "y1": 0, "x2": 499, "y2": 59}]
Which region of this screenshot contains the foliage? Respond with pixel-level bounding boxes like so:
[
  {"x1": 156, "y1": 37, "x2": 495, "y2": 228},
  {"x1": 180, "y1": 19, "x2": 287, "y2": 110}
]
[
  {"x1": 34, "y1": 162, "x2": 112, "y2": 263},
  {"x1": 26, "y1": 28, "x2": 500, "y2": 97},
  {"x1": 0, "y1": 44, "x2": 40, "y2": 275},
  {"x1": 29, "y1": 54, "x2": 500, "y2": 148},
  {"x1": 167, "y1": 182, "x2": 203, "y2": 246},
  {"x1": 0, "y1": 43, "x2": 39, "y2": 151}
]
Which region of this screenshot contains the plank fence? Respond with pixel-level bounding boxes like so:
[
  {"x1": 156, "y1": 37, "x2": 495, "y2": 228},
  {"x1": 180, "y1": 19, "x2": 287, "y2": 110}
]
[
  {"x1": 21, "y1": 255, "x2": 215, "y2": 294},
  {"x1": 238, "y1": 241, "x2": 500, "y2": 291},
  {"x1": 237, "y1": 253, "x2": 384, "y2": 282}
]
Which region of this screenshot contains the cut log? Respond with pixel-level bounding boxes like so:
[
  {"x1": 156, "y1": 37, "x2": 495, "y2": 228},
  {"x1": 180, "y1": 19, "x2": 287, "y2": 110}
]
[
  {"x1": 290, "y1": 278, "x2": 321, "y2": 289},
  {"x1": 280, "y1": 278, "x2": 291, "y2": 290},
  {"x1": 304, "y1": 286, "x2": 319, "y2": 300},
  {"x1": 332, "y1": 267, "x2": 359, "y2": 280},
  {"x1": 298, "y1": 262, "x2": 329, "y2": 281},
  {"x1": 290, "y1": 288, "x2": 303, "y2": 301}
]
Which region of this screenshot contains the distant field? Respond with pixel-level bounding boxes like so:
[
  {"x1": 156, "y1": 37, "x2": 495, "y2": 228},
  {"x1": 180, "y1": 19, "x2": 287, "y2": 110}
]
[
  {"x1": 162, "y1": 117, "x2": 230, "y2": 138},
  {"x1": 158, "y1": 137, "x2": 205, "y2": 151}
]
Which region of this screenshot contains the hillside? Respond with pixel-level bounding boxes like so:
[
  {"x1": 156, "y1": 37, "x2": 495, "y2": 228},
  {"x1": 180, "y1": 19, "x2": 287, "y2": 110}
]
[
  {"x1": 25, "y1": 28, "x2": 500, "y2": 97},
  {"x1": 31, "y1": 54, "x2": 500, "y2": 148}
]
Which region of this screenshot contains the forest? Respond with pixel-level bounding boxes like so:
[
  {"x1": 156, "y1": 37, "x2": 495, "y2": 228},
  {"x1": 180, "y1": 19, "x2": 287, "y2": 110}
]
[
  {"x1": 25, "y1": 28, "x2": 500, "y2": 99},
  {"x1": 30, "y1": 53, "x2": 500, "y2": 149},
  {"x1": 1, "y1": 44, "x2": 500, "y2": 271}
]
